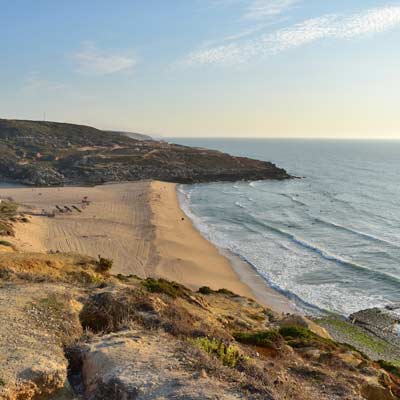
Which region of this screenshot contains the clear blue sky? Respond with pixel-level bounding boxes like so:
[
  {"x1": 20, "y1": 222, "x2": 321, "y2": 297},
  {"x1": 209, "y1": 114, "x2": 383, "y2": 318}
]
[{"x1": 1, "y1": 0, "x2": 400, "y2": 138}]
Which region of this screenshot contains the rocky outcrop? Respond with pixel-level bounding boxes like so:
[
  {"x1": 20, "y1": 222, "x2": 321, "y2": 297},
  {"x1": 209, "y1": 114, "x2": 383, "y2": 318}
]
[
  {"x1": 0, "y1": 119, "x2": 292, "y2": 186},
  {"x1": 0, "y1": 284, "x2": 82, "y2": 400},
  {"x1": 79, "y1": 331, "x2": 243, "y2": 400},
  {"x1": 350, "y1": 307, "x2": 400, "y2": 349}
]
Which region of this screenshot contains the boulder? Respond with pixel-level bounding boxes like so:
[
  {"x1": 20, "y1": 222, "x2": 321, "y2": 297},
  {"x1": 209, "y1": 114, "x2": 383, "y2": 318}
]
[{"x1": 278, "y1": 315, "x2": 332, "y2": 339}]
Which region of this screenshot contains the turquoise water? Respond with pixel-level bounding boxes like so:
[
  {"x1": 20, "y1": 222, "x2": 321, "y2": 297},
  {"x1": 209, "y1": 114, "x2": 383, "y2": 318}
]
[{"x1": 171, "y1": 139, "x2": 400, "y2": 316}]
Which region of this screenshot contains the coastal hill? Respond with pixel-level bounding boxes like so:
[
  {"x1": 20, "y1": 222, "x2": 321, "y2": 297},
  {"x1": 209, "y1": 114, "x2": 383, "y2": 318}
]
[
  {"x1": 106, "y1": 130, "x2": 153, "y2": 141},
  {"x1": 1, "y1": 249, "x2": 400, "y2": 399},
  {"x1": 0, "y1": 119, "x2": 290, "y2": 186}
]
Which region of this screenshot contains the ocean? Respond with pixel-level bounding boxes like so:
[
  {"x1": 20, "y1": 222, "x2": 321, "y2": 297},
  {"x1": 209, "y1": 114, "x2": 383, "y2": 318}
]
[{"x1": 171, "y1": 138, "x2": 400, "y2": 316}]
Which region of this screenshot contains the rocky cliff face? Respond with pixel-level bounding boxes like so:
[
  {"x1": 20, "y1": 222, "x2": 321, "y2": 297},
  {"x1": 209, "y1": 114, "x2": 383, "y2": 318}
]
[{"x1": 0, "y1": 119, "x2": 291, "y2": 186}]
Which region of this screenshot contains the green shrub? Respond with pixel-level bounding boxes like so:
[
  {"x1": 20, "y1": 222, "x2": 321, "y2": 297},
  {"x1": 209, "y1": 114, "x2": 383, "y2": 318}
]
[
  {"x1": 234, "y1": 330, "x2": 283, "y2": 349},
  {"x1": 0, "y1": 221, "x2": 13, "y2": 236},
  {"x1": 0, "y1": 240, "x2": 13, "y2": 247},
  {"x1": 142, "y1": 278, "x2": 188, "y2": 298},
  {"x1": 216, "y1": 288, "x2": 236, "y2": 296},
  {"x1": 0, "y1": 200, "x2": 18, "y2": 218},
  {"x1": 198, "y1": 286, "x2": 213, "y2": 295},
  {"x1": 193, "y1": 337, "x2": 244, "y2": 368},
  {"x1": 96, "y1": 256, "x2": 113, "y2": 273},
  {"x1": 279, "y1": 326, "x2": 313, "y2": 340},
  {"x1": 378, "y1": 360, "x2": 400, "y2": 377},
  {"x1": 279, "y1": 326, "x2": 336, "y2": 350}
]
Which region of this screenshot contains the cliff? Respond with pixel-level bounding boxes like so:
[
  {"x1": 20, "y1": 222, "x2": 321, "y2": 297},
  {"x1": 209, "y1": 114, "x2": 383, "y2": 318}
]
[{"x1": 0, "y1": 119, "x2": 291, "y2": 186}]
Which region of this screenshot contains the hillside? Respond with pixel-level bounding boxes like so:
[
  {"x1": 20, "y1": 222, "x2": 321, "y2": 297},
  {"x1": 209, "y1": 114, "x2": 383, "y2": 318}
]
[
  {"x1": 0, "y1": 119, "x2": 290, "y2": 186},
  {"x1": 106, "y1": 130, "x2": 153, "y2": 141},
  {"x1": 1, "y1": 251, "x2": 400, "y2": 399}
]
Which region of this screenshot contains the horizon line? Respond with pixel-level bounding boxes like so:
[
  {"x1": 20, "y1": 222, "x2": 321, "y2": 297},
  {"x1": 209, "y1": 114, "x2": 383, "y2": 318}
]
[{"x1": 166, "y1": 136, "x2": 400, "y2": 141}]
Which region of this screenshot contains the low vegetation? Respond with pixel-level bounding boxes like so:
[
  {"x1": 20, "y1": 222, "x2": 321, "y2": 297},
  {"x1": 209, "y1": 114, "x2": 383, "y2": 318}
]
[
  {"x1": 80, "y1": 289, "x2": 144, "y2": 333},
  {"x1": 378, "y1": 360, "x2": 400, "y2": 378},
  {"x1": 142, "y1": 277, "x2": 190, "y2": 299},
  {"x1": 234, "y1": 330, "x2": 283, "y2": 349},
  {"x1": 0, "y1": 253, "x2": 108, "y2": 286},
  {"x1": 278, "y1": 325, "x2": 337, "y2": 350},
  {"x1": 95, "y1": 255, "x2": 113, "y2": 273},
  {"x1": 0, "y1": 200, "x2": 18, "y2": 219},
  {"x1": 192, "y1": 337, "x2": 245, "y2": 368},
  {"x1": 198, "y1": 286, "x2": 238, "y2": 297}
]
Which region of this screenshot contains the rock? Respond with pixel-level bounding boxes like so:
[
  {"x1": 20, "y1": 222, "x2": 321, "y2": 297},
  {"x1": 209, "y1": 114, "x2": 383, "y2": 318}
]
[
  {"x1": 80, "y1": 331, "x2": 243, "y2": 400},
  {"x1": 278, "y1": 315, "x2": 332, "y2": 339},
  {"x1": 336, "y1": 352, "x2": 363, "y2": 368},
  {"x1": 199, "y1": 369, "x2": 208, "y2": 379},
  {"x1": 361, "y1": 382, "x2": 396, "y2": 400},
  {"x1": 302, "y1": 349, "x2": 321, "y2": 360},
  {"x1": 350, "y1": 308, "x2": 400, "y2": 348},
  {"x1": 0, "y1": 285, "x2": 81, "y2": 400}
]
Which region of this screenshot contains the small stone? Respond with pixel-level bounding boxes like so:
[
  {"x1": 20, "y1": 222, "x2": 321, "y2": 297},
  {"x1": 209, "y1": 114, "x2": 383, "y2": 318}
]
[{"x1": 199, "y1": 369, "x2": 208, "y2": 379}]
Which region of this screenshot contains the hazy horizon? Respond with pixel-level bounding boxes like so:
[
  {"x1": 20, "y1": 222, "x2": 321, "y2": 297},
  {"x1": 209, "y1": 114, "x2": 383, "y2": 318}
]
[{"x1": 2, "y1": 1, "x2": 400, "y2": 139}]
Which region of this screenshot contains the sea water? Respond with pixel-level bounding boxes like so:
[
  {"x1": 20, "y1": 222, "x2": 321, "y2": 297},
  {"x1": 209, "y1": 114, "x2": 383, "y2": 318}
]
[{"x1": 171, "y1": 139, "x2": 400, "y2": 316}]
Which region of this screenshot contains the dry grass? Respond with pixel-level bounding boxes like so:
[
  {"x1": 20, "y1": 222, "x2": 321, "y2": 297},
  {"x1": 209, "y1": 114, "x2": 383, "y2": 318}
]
[
  {"x1": 79, "y1": 288, "x2": 154, "y2": 333},
  {"x1": 27, "y1": 292, "x2": 83, "y2": 346},
  {"x1": 0, "y1": 252, "x2": 108, "y2": 286}
]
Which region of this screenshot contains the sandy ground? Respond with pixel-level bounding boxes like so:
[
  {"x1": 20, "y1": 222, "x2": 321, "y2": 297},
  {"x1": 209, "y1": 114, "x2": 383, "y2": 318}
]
[
  {"x1": 0, "y1": 182, "x2": 156, "y2": 276},
  {"x1": 0, "y1": 181, "x2": 295, "y2": 313}
]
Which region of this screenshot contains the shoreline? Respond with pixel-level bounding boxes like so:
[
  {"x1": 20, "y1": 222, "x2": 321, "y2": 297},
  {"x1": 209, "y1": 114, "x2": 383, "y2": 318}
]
[
  {"x1": 150, "y1": 181, "x2": 296, "y2": 314},
  {"x1": 0, "y1": 180, "x2": 296, "y2": 314}
]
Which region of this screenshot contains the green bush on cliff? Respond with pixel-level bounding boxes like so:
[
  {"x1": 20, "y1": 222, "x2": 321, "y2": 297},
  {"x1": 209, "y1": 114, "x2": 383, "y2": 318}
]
[
  {"x1": 234, "y1": 330, "x2": 283, "y2": 349},
  {"x1": 0, "y1": 200, "x2": 18, "y2": 219},
  {"x1": 216, "y1": 288, "x2": 236, "y2": 296},
  {"x1": 279, "y1": 326, "x2": 337, "y2": 350},
  {"x1": 198, "y1": 286, "x2": 213, "y2": 295},
  {"x1": 96, "y1": 256, "x2": 113, "y2": 273},
  {"x1": 193, "y1": 337, "x2": 244, "y2": 368},
  {"x1": 142, "y1": 278, "x2": 188, "y2": 298},
  {"x1": 378, "y1": 360, "x2": 400, "y2": 377}
]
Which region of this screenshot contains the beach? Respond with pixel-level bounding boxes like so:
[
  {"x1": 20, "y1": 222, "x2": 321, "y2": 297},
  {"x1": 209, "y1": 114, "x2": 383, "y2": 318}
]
[{"x1": 0, "y1": 181, "x2": 294, "y2": 313}]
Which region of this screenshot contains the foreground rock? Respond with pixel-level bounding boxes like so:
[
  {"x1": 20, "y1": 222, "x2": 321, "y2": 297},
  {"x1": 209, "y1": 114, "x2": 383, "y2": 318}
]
[
  {"x1": 0, "y1": 119, "x2": 291, "y2": 186},
  {"x1": 80, "y1": 330, "x2": 244, "y2": 400},
  {"x1": 0, "y1": 284, "x2": 82, "y2": 399}
]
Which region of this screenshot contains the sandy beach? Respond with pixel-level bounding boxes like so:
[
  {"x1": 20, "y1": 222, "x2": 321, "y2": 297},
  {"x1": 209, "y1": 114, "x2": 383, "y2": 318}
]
[{"x1": 0, "y1": 181, "x2": 294, "y2": 313}]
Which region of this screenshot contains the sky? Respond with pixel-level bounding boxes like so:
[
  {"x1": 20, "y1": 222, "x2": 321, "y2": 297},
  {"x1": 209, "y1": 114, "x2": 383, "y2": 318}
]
[{"x1": 1, "y1": 0, "x2": 400, "y2": 138}]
